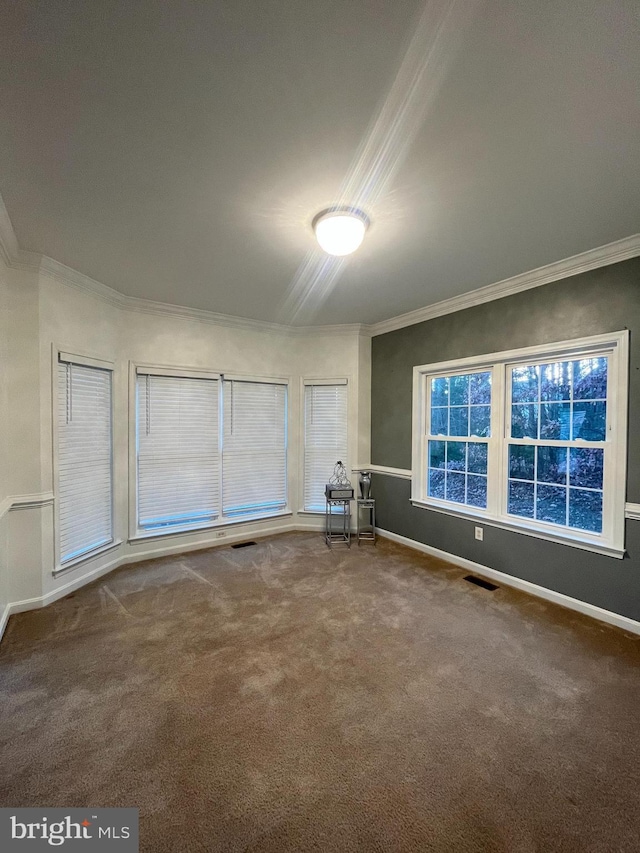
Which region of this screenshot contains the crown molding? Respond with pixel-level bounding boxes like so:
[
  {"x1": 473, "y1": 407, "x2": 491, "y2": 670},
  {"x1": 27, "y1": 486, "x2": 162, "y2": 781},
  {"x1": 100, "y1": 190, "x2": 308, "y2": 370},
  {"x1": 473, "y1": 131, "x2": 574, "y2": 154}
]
[
  {"x1": 38, "y1": 254, "x2": 126, "y2": 308},
  {"x1": 370, "y1": 233, "x2": 640, "y2": 336},
  {"x1": 0, "y1": 192, "x2": 370, "y2": 337},
  {"x1": 2, "y1": 191, "x2": 637, "y2": 339},
  {"x1": 20, "y1": 246, "x2": 371, "y2": 337},
  {"x1": 31, "y1": 247, "x2": 371, "y2": 337},
  {"x1": 122, "y1": 294, "x2": 369, "y2": 337}
]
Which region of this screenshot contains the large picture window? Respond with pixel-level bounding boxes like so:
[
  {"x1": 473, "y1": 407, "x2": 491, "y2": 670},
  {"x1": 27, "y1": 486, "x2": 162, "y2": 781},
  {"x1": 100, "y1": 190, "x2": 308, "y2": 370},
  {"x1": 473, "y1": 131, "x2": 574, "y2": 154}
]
[
  {"x1": 134, "y1": 368, "x2": 288, "y2": 535},
  {"x1": 412, "y1": 332, "x2": 628, "y2": 557},
  {"x1": 57, "y1": 354, "x2": 114, "y2": 566}
]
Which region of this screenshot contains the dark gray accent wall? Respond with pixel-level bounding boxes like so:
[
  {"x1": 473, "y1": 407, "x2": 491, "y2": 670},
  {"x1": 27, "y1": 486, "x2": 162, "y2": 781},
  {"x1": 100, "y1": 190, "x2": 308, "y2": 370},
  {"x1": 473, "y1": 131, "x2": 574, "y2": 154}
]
[{"x1": 371, "y1": 258, "x2": 640, "y2": 621}]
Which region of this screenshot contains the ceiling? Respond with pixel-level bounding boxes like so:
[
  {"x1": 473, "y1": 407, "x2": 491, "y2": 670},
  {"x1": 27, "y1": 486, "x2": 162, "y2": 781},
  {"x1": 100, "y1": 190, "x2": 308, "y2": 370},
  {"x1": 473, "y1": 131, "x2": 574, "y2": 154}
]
[{"x1": 1, "y1": 0, "x2": 639, "y2": 326}]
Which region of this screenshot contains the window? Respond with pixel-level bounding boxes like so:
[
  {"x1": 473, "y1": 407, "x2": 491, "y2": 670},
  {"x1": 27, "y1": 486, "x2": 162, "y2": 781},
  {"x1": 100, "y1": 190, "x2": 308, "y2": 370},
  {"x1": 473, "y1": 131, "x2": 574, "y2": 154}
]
[
  {"x1": 57, "y1": 354, "x2": 113, "y2": 566},
  {"x1": 303, "y1": 380, "x2": 348, "y2": 512},
  {"x1": 222, "y1": 379, "x2": 288, "y2": 517},
  {"x1": 507, "y1": 358, "x2": 607, "y2": 533},
  {"x1": 412, "y1": 332, "x2": 628, "y2": 557},
  {"x1": 427, "y1": 371, "x2": 491, "y2": 509},
  {"x1": 136, "y1": 371, "x2": 220, "y2": 531},
  {"x1": 134, "y1": 368, "x2": 288, "y2": 535}
]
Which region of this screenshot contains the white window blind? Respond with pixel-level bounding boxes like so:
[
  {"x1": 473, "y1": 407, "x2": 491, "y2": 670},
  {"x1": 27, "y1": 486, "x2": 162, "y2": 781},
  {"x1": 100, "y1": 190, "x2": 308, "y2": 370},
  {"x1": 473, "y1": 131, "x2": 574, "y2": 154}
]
[
  {"x1": 137, "y1": 374, "x2": 220, "y2": 530},
  {"x1": 304, "y1": 382, "x2": 348, "y2": 512},
  {"x1": 222, "y1": 380, "x2": 288, "y2": 517},
  {"x1": 57, "y1": 359, "x2": 113, "y2": 564}
]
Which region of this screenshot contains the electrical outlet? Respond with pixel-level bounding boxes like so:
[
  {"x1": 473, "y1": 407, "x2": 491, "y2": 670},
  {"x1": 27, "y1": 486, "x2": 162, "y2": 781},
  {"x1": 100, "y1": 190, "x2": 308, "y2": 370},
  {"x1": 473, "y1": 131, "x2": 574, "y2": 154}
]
[
  {"x1": 474, "y1": 526, "x2": 484, "y2": 541},
  {"x1": 216, "y1": 531, "x2": 226, "y2": 538}
]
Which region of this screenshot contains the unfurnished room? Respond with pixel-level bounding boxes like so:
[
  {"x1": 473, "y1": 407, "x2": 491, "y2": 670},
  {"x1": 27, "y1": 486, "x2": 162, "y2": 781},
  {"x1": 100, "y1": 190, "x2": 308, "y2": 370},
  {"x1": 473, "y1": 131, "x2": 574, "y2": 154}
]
[{"x1": 0, "y1": 1, "x2": 639, "y2": 851}]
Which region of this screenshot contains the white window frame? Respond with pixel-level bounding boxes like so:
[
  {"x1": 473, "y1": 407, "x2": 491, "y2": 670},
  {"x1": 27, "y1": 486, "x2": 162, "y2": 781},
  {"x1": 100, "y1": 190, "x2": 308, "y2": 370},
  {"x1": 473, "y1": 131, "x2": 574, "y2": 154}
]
[
  {"x1": 299, "y1": 377, "x2": 349, "y2": 514},
  {"x1": 128, "y1": 363, "x2": 292, "y2": 540},
  {"x1": 411, "y1": 331, "x2": 629, "y2": 558},
  {"x1": 52, "y1": 346, "x2": 119, "y2": 574}
]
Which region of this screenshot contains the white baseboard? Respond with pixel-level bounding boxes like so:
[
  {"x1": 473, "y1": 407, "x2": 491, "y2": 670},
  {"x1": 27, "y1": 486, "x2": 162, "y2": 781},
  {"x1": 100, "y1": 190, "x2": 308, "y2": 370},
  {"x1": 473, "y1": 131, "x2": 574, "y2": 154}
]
[
  {"x1": 123, "y1": 519, "x2": 329, "y2": 562},
  {"x1": 376, "y1": 528, "x2": 640, "y2": 637},
  {"x1": 0, "y1": 519, "x2": 324, "y2": 642},
  {"x1": 8, "y1": 556, "x2": 128, "y2": 617},
  {"x1": 6, "y1": 519, "x2": 636, "y2": 643}
]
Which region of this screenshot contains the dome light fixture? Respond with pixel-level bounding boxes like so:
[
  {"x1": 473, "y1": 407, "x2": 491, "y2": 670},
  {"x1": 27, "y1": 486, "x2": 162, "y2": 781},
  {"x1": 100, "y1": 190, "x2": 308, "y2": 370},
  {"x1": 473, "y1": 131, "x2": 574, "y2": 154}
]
[{"x1": 312, "y1": 207, "x2": 370, "y2": 256}]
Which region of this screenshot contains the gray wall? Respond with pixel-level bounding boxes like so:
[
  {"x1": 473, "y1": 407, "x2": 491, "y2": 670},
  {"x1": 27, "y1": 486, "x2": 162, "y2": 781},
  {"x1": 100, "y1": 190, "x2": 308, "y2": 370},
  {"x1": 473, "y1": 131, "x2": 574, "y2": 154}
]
[{"x1": 371, "y1": 258, "x2": 640, "y2": 621}]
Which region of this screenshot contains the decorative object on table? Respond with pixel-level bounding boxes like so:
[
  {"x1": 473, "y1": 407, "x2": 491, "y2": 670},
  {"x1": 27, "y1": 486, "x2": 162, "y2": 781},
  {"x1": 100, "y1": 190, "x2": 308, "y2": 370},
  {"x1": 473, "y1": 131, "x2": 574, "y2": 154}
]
[
  {"x1": 325, "y1": 460, "x2": 354, "y2": 500},
  {"x1": 329, "y1": 461, "x2": 351, "y2": 486},
  {"x1": 359, "y1": 470, "x2": 372, "y2": 500}
]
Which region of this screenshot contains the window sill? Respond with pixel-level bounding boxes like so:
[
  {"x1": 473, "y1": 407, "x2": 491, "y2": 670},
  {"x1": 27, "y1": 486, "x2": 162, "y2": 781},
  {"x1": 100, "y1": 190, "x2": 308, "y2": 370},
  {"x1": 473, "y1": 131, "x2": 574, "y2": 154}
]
[
  {"x1": 410, "y1": 499, "x2": 625, "y2": 559},
  {"x1": 54, "y1": 539, "x2": 123, "y2": 576},
  {"x1": 129, "y1": 510, "x2": 292, "y2": 543},
  {"x1": 298, "y1": 507, "x2": 354, "y2": 516}
]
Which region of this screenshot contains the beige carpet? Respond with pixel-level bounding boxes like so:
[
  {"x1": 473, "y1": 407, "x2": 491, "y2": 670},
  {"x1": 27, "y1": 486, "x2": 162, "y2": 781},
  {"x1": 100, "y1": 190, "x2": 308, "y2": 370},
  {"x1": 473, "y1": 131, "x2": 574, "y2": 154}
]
[{"x1": 1, "y1": 532, "x2": 639, "y2": 852}]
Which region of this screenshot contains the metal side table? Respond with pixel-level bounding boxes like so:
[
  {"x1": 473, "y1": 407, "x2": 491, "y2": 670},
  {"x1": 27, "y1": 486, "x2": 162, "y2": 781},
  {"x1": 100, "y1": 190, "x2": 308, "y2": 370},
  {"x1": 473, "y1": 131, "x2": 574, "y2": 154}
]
[
  {"x1": 356, "y1": 498, "x2": 376, "y2": 544},
  {"x1": 325, "y1": 499, "x2": 351, "y2": 548}
]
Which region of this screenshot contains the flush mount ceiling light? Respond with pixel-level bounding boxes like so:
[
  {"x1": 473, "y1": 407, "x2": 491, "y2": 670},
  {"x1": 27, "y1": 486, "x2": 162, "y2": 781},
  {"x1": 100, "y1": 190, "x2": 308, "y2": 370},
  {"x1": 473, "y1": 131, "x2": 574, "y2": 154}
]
[{"x1": 312, "y1": 207, "x2": 370, "y2": 256}]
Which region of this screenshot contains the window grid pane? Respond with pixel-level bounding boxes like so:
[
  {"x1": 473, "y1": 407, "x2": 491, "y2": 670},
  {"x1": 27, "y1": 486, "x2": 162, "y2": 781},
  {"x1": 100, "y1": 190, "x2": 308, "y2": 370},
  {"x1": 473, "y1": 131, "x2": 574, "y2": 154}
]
[
  {"x1": 507, "y1": 444, "x2": 604, "y2": 533},
  {"x1": 427, "y1": 440, "x2": 487, "y2": 509},
  {"x1": 510, "y1": 359, "x2": 607, "y2": 442},
  {"x1": 430, "y1": 371, "x2": 491, "y2": 439}
]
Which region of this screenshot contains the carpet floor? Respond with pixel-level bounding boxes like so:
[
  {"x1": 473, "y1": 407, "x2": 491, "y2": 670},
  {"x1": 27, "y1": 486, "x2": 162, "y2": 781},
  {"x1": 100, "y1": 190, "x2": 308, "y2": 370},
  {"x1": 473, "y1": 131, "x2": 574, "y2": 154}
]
[{"x1": 1, "y1": 532, "x2": 639, "y2": 852}]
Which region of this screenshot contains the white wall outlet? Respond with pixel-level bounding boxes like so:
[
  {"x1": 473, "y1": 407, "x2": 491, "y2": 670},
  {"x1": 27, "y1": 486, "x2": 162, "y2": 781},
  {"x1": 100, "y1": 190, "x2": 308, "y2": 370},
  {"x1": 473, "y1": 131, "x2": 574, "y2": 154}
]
[
  {"x1": 216, "y1": 531, "x2": 226, "y2": 538},
  {"x1": 474, "y1": 526, "x2": 484, "y2": 541}
]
